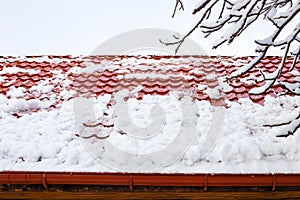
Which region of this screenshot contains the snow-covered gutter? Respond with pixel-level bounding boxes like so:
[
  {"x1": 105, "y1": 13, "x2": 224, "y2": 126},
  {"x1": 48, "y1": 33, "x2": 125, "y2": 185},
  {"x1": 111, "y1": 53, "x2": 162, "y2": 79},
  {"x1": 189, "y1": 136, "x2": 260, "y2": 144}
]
[{"x1": 1, "y1": 172, "x2": 300, "y2": 191}]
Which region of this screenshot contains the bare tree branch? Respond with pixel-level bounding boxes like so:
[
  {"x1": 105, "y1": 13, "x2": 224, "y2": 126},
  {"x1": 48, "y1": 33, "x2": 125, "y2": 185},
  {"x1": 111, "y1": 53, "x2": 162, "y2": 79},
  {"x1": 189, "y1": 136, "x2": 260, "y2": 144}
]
[
  {"x1": 172, "y1": 0, "x2": 184, "y2": 18},
  {"x1": 161, "y1": 0, "x2": 219, "y2": 54}
]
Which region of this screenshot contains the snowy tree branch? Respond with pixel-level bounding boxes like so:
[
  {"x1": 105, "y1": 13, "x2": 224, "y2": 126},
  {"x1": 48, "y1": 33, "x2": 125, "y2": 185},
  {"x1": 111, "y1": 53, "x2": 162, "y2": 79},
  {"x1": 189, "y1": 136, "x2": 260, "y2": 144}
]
[
  {"x1": 264, "y1": 112, "x2": 300, "y2": 137},
  {"x1": 166, "y1": 0, "x2": 300, "y2": 137},
  {"x1": 166, "y1": 0, "x2": 300, "y2": 78},
  {"x1": 227, "y1": 2, "x2": 300, "y2": 80}
]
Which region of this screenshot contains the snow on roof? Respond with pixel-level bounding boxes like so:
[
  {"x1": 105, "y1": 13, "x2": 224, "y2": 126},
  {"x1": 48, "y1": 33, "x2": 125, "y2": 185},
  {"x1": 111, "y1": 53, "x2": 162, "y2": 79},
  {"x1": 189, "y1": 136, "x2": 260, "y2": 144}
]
[
  {"x1": 0, "y1": 55, "x2": 300, "y2": 173},
  {"x1": 1, "y1": 55, "x2": 298, "y2": 107}
]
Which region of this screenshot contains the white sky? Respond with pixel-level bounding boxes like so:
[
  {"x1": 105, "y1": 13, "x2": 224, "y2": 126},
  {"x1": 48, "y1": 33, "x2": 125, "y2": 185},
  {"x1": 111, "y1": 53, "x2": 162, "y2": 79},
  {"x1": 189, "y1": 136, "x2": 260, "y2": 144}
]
[{"x1": 0, "y1": 0, "x2": 297, "y2": 56}]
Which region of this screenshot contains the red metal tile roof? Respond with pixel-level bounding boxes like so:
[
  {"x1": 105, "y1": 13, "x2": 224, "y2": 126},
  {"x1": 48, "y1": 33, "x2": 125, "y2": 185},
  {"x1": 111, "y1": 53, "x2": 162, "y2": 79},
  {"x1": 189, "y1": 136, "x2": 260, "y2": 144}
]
[
  {"x1": 0, "y1": 55, "x2": 299, "y2": 113},
  {"x1": 1, "y1": 55, "x2": 300, "y2": 188}
]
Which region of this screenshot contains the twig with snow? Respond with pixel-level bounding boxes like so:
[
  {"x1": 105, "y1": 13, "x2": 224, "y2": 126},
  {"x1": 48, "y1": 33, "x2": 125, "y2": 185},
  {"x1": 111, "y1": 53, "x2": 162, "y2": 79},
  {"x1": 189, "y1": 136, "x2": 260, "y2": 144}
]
[{"x1": 263, "y1": 112, "x2": 300, "y2": 137}]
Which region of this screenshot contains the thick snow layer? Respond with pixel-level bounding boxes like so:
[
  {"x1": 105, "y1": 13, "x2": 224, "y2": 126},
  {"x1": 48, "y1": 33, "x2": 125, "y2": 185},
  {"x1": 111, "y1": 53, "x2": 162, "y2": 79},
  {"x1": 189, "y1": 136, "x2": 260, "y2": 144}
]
[{"x1": 1, "y1": 90, "x2": 300, "y2": 173}]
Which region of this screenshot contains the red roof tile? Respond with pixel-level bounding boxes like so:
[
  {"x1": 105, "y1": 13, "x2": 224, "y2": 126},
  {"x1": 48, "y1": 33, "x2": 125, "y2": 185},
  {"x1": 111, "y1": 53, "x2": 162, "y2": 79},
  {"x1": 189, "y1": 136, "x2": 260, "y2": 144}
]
[{"x1": 0, "y1": 55, "x2": 299, "y2": 115}]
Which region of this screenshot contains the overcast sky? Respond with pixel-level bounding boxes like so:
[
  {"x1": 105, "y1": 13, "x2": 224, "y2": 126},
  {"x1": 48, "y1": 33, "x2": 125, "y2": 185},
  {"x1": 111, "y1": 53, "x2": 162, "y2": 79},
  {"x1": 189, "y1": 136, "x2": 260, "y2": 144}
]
[{"x1": 0, "y1": 0, "x2": 296, "y2": 56}]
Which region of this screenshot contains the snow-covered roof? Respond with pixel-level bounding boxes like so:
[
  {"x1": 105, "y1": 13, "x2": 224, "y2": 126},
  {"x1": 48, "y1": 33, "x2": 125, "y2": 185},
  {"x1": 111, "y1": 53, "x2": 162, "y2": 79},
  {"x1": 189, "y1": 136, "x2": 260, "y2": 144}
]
[
  {"x1": 0, "y1": 55, "x2": 300, "y2": 173},
  {"x1": 0, "y1": 55, "x2": 298, "y2": 108}
]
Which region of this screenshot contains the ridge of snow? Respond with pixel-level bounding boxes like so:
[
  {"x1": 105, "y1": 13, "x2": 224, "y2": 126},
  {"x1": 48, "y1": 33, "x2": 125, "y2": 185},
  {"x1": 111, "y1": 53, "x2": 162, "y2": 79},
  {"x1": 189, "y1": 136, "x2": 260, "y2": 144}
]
[{"x1": 0, "y1": 66, "x2": 40, "y2": 75}]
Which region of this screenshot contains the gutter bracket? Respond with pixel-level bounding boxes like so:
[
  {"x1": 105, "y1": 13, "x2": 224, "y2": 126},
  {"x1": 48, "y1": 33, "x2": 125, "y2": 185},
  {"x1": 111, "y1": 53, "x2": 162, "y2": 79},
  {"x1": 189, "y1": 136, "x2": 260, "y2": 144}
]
[
  {"x1": 204, "y1": 174, "x2": 208, "y2": 191},
  {"x1": 8, "y1": 173, "x2": 11, "y2": 185},
  {"x1": 129, "y1": 175, "x2": 133, "y2": 191},
  {"x1": 42, "y1": 173, "x2": 48, "y2": 190},
  {"x1": 272, "y1": 175, "x2": 277, "y2": 191}
]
